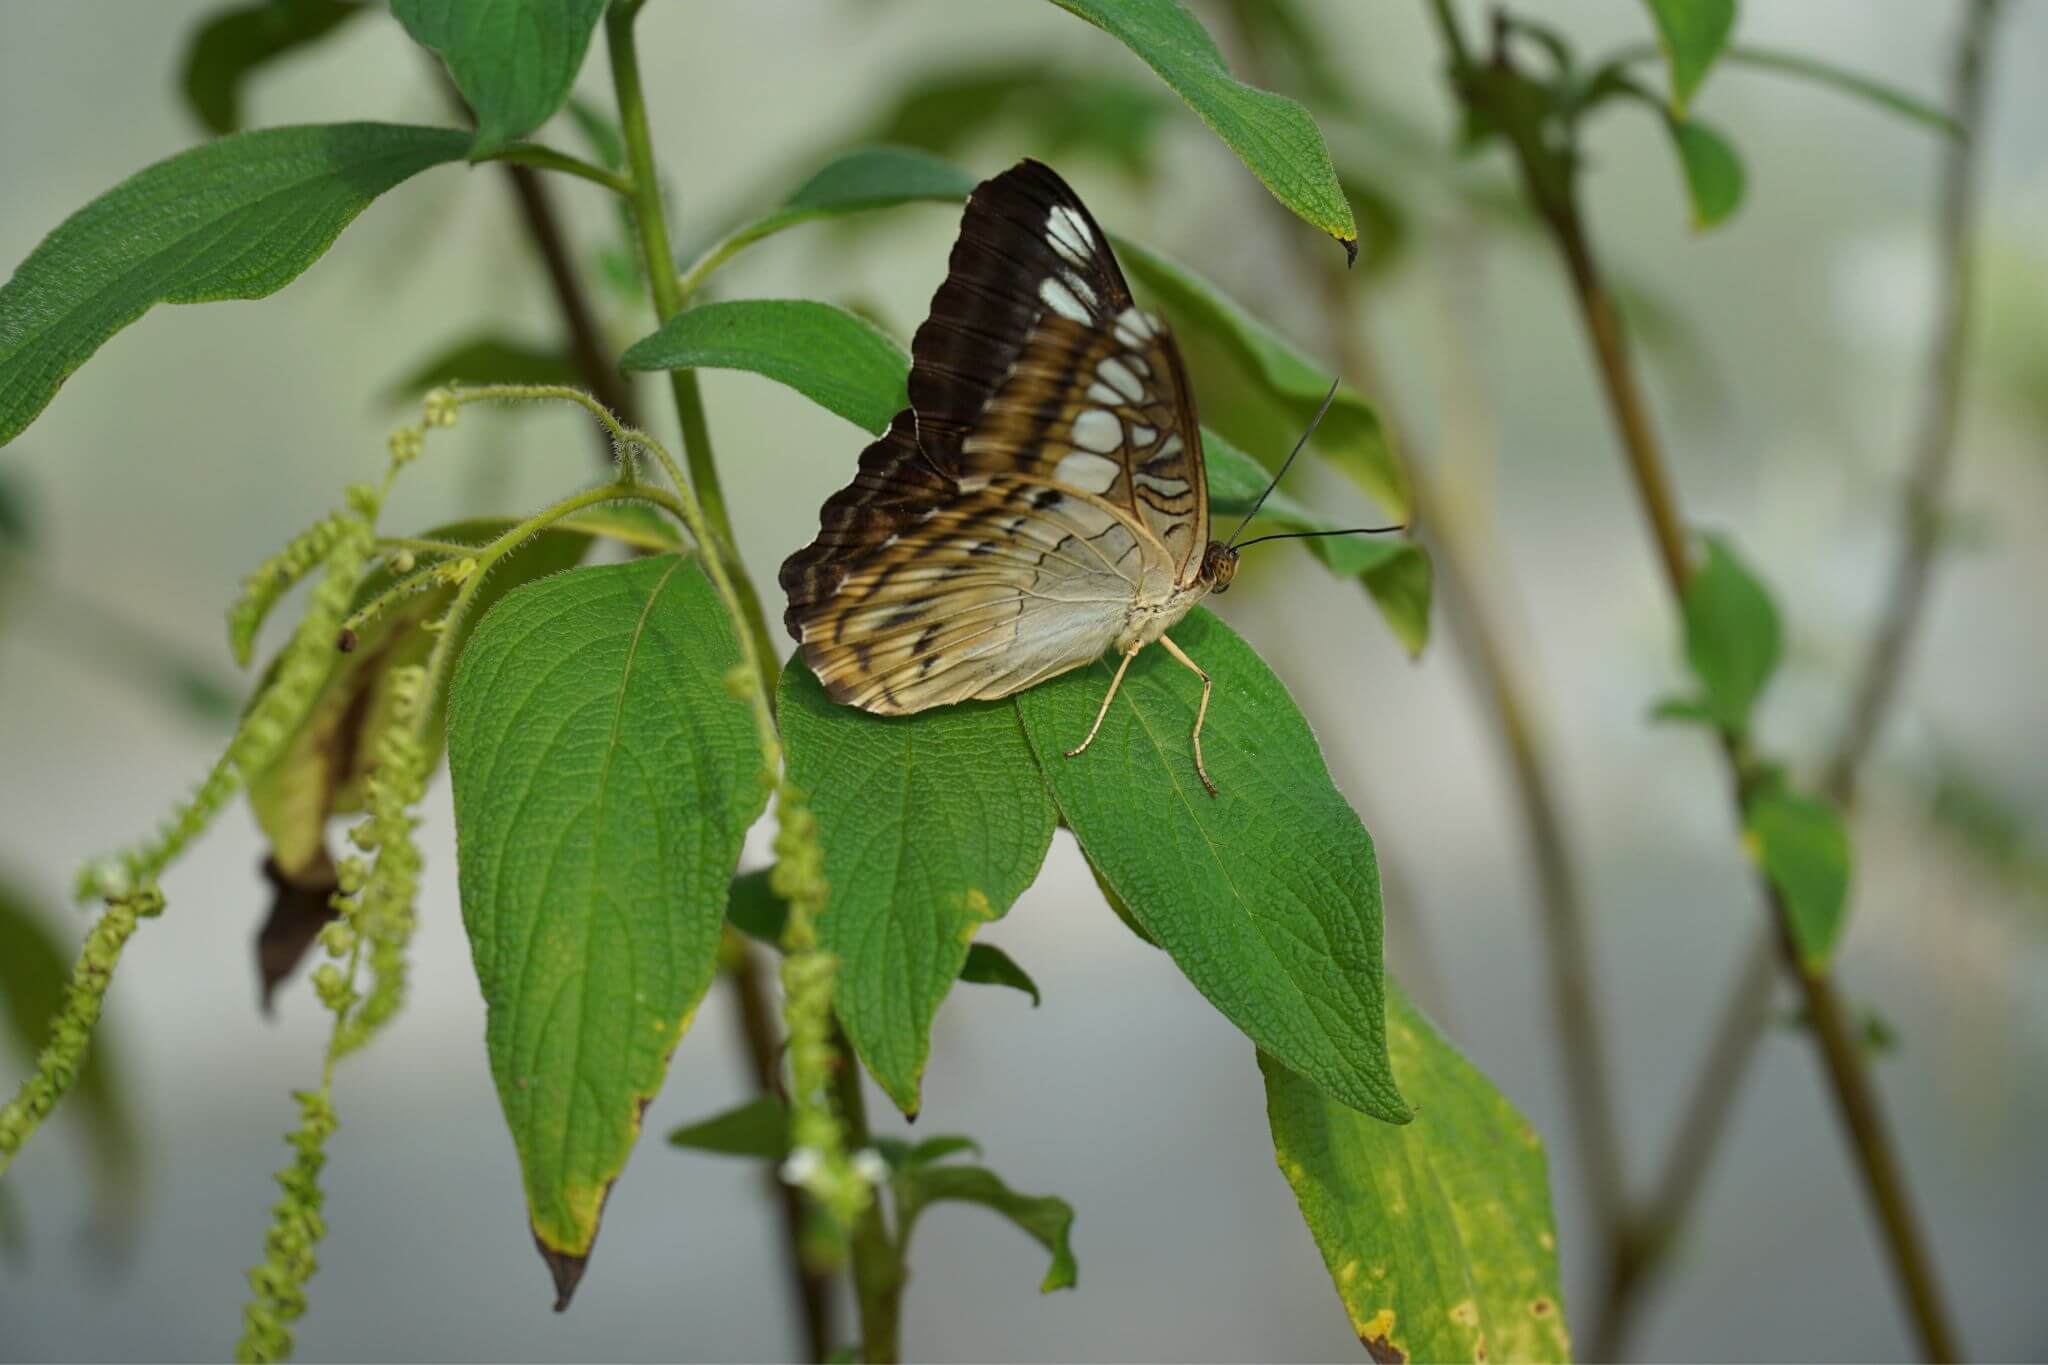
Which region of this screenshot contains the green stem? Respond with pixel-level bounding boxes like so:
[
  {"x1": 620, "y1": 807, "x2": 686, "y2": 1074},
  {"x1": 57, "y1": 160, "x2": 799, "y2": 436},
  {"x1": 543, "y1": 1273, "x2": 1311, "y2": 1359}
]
[
  {"x1": 472, "y1": 142, "x2": 634, "y2": 197},
  {"x1": 832, "y1": 1041, "x2": 904, "y2": 1364},
  {"x1": 604, "y1": 0, "x2": 778, "y2": 687}
]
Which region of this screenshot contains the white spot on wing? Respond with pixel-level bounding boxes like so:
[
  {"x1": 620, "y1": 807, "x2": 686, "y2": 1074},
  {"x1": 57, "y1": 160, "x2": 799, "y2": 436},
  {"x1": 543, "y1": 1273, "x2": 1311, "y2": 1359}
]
[
  {"x1": 1112, "y1": 307, "x2": 1158, "y2": 348},
  {"x1": 1129, "y1": 424, "x2": 1156, "y2": 446},
  {"x1": 1087, "y1": 381, "x2": 1122, "y2": 408},
  {"x1": 1070, "y1": 408, "x2": 1123, "y2": 454},
  {"x1": 1039, "y1": 277, "x2": 1090, "y2": 322},
  {"x1": 1055, "y1": 451, "x2": 1121, "y2": 493},
  {"x1": 1097, "y1": 357, "x2": 1144, "y2": 402},
  {"x1": 1046, "y1": 205, "x2": 1095, "y2": 266}
]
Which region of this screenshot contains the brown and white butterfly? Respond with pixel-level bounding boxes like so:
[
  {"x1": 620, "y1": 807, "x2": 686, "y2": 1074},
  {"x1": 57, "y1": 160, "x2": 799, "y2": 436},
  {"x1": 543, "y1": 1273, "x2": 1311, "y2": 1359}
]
[{"x1": 779, "y1": 159, "x2": 1246, "y2": 795}]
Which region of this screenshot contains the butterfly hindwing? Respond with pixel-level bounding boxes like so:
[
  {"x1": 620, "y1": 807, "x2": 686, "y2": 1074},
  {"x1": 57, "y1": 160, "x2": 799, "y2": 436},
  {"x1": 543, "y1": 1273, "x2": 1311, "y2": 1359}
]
[{"x1": 781, "y1": 159, "x2": 1212, "y2": 712}]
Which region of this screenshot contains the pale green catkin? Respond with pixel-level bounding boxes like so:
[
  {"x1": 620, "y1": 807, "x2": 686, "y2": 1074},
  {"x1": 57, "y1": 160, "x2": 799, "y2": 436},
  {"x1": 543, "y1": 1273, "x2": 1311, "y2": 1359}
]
[
  {"x1": 332, "y1": 666, "x2": 430, "y2": 1057},
  {"x1": 226, "y1": 511, "x2": 357, "y2": 668},
  {"x1": 235, "y1": 1085, "x2": 339, "y2": 1364},
  {"x1": 0, "y1": 887, "x2": 164, "y2": 1178},
  {"x1": 770, "y1": 789, "x2": 871, "y2": 1236}
]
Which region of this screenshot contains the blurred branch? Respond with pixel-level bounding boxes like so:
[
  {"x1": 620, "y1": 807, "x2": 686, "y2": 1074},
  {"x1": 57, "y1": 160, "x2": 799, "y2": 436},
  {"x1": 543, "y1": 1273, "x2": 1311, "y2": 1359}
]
[
  {"x1": 1221, "y1": 0, "x2": 1631, "y2": 1290},
  {"x1": 1598, "y1": 5, "x2": 2003, "y2": 1355},
  {"x1": 1427, "y1": 5, "x2": 1964, "y2": 1360}
]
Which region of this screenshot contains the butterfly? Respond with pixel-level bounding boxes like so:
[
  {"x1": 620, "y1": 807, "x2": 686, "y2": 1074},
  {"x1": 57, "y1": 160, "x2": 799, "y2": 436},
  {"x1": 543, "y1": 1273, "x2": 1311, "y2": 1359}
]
[{"x1": 780, "y1": 159, "x2": 1370, "y2": 797}]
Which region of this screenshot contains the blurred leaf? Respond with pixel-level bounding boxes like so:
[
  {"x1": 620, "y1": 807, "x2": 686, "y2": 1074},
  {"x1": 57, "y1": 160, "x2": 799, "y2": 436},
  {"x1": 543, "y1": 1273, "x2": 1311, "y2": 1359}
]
[
  {"x1": 446, "y1": 557, "x2": 768, "y2": 1296},
  {"x1": 1647, "y1": 694, "x2": 1717, "y2": 727},
  {"x1": 1679, "y1": 533, "x2": 1780, "y2": 737},
  {"x1": 1667, "y1": 116, "x2": 1745, "y2": 228},
  {"x1": 0, "y1": 1180, "x2": 20, "y2": 1260},
  {"x1": 1018, "y1": 610, "x2": 1406, "y2": 1122},
  {"x1": 1641, "y1": 0, "x2": 1735, "y2": 112},
  {"x1": 391, "y1": 0, "x2": 607, "y2": 157},
  {"x1": 1114, "y1": 236, "x2": 1409, "y2": 520},
  {"x1": 668, "y1": 1096, "x2": 790, "y2": 1159},
  {"x1": 384, "y1": 333, "x2": 580, "y2": 402},
  {"x1": 1744, "y1": 784, "x2": 1852, "y2": 972},
  {"x1": 1205, "y1": 427, "x2": 1431, "y2": 655},
  {"x1": 904, "y1": 1135, "x2": 982, "y2": 1167},
  {"x1": 1336, "y1": 167, "x2": 1412, "y2": 280},
  {"x1": 179, "y1": 0, "x2": 367, "y2": 136},
  {"x1": 895, "y1": 1161, "x2": 1078, "y2": 1293},
  {"x1": 1048, "y1": 0, "x2": 1358, "y2": 255},
  {"x1": 1925, "y1": 758, "x2": 2048, "y2": 895},
  {"x1": 1224, "y1": 0, "x2": 1356, "y2": 115},
  {"x1": 680, "y1": 146, "x2": 975, "y2": 296},
  {"x1": 959, "y1": 944, "x2": 1041, "y2": 1006},
  {"x1": 0, "y1": 466, "x2": 32, "y2": 551},
  {"x1": 621, "y1": 299, "x2": 911, "y2": 435},
  {"x1": 562, "y1": 94, "x2": 625, "y2": 171},
  {"x1": 725, "y1": 867, "x2": 788, "y2": 944},
  {"x1": 1262, "y1": 984, "x2": 1569, "y2": 1364},
  {"x1": 1717, "y1": 45, "x2": 1962, "y2": 137},
  {"x1": 0, "y1": 123, "x2": 470, "y2": 449},
  {"x1": 780, "y1": 659, "x2": 1056, "y2": 1113},
  {"x1": 861, "y1": 63, "x2": 1176, "y2": 180},
  {"x1": 0, "y1": 874, "x2": 140, "y2": 1214}
]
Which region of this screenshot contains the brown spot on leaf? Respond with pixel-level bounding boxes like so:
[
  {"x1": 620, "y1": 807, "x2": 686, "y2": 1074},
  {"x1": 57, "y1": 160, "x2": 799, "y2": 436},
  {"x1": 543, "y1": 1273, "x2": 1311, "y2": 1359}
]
[
  {"x1": 1531, "y1": 1296, "x2": 1555, "y2": 1317},
  {"x1": 1361, "y1": 1334, "x2": 1405, "y2": 1363},
  {"x1": 336, "y1": 627, "x2": 358, "y2": 653},
  {"x1": 255, "y1": 854, "x2": 340, "y2": 1013},
  {"x1": 536, "y1": 1236, "x2": 588, "y2": 1313}
]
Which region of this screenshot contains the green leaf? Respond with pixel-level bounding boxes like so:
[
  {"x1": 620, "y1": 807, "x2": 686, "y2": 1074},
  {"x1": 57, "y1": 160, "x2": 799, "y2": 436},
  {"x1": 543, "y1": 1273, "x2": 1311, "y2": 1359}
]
[
  {"x1": 1718, "y1": 45, "x2": 1962, "y2": 138},
  {"x1": 0, "y1": 123, "x2": 470, "y2": 449},
  {"x1": 1646, "y1": 694, "x2": 1717, "y2": 727},
  {"x1": 1679, "y1": 533, "x2": 1780, "y2": 736},
  {"x1": 896, "y1": 1162, "x2": 1078, "y2": 1293},
  {"x1": 1087, "y1": 858, "x2": 1159, "y2": 947},
  {"x1": 1667, "y1": 116, "x2": 1745, "y2": 228},
  {"x1": 679, "y1": 146, "x2": 976, "y2": 297},
  {"x1": 621, "y1": 300, "x2": 911, "y2": 436},
  {"x1": 384, "y1": 333, "x2": 580, "y2": 402},
  {"x1": 246, "y1": 520, "x2": 595, "y2": 888},
  {"x1": 905, "y1": 1135, "x2": 982, "y2": 1167},
  {"x1": 1262, "y1": 984, "x2": 1570, "y2": 1364},
  {"x1": 446, "y1": 556, "x2": 769, "y2": 1289},
  {"x1": 1113, "y1": 236, "x2": 1409, "y2": 521},
  {"x1": 1641, "y1": 0, "x2": 1735, "y2": 112},
  {"x1": 1744, "y1": 786, "x2": 1852, "y2": 971},
  {"x1": 959, "y1": 943, "x2": 1041, "y2": 1006},
  {"x1": 861, "y1": 65, "x2": 1177, "y2": 181},
  {"x1": 1048, "y1": 0, "x2": 1357, "y2": 255},
  {"x1": 667, "y1": 1096, "x2": 789, "y2": 1159},
  {"x1": 179, "y1": 0, "x2": 367, "y2": 136},
  {"x1": 391, "y1": 0, "x2": 608, "y2": 157},
  {"x1": 1017, "y1": 610, "x2": 1405, "y2": 1122},
  {"x1": 780, "y1": 659, "x2": 1056, "y2": 1114},
  {"x1": 0, "y1": 874, "x2": 139, "y2": 1213},
  {"x1": 1204, "y1": 426, "x2": 1430, "y2": 655}
]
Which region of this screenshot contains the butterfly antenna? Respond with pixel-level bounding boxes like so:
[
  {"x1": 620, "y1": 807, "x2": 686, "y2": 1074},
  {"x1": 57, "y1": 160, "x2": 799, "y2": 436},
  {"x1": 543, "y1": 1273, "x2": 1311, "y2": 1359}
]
[
  {"x1": 1225, "y1": 377, "x2": 1343, "y2": 549},
  {"x1": 1232, "y1": 525, "x2": 1406, "y2": 551}
]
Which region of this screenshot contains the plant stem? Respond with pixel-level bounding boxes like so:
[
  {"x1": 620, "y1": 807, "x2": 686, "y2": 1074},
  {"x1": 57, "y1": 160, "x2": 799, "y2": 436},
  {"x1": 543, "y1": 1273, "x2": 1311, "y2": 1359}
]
[
  {"x1": 725, "y1": 932, "x2": 839, "y2": 1362},
  {"x1": 604, "y1": 0, "x2": 778, "y2": 684},
  {"x1": 832, "y1": 1037, "x2": 904, "y2": 1364},
  {"x1": 1591, "y1": 3, "x2": 2001, "y2": 1354}
]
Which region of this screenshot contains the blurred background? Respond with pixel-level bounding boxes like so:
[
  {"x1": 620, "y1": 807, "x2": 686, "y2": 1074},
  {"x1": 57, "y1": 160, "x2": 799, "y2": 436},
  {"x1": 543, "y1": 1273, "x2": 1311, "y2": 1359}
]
[{"x1": 2, "y1": 1, "x2": 2045, "y2": 1360}]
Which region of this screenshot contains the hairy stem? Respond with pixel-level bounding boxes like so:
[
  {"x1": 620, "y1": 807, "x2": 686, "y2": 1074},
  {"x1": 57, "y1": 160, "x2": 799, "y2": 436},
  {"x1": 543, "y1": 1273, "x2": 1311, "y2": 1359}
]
[
  {"x1": 833, "y1": 1041, "x2": 903, "y2": 1365},
  {"x1": 1429, "y1": 6, "x2": 1962, "y2": 1359},
  {"x1": 604, "y1": 0, "x2": 778, "y2": 682}
]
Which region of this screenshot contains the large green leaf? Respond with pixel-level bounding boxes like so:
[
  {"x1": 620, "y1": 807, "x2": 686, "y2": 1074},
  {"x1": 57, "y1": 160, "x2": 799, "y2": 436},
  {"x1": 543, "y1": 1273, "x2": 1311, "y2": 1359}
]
[
  {"x1": 1641, "y1": 0, "x2": 1736, "y2": 112},
  {"x1": 0, "y1": 123, "x2": 470, "y2": 449},
  {"x1": 896, "y1": 1160, "x2": 1078, "y2": 1294},
  {"x1": 0, "y1": 875, "x2": 139, "y2": 1214},
  {"x1": 780, "y1": 660, "x2": 1056, "y2": 1115},
  {"x1": 679, "y1": 146, "x2": 978, "y2": 296},
  {"x1": 1679, "y1": 533, "x2": 1780, "y2": 737},
  {"x1": 1112, "y1": 236, "x2": 1409, "y2": 521},
  {"x1": 1048, "y1": 0, "x2": 1357, "y2": 255},
  {"x1": 1744, "y1": 785, "x2": 1852, "y2": 972},
  {"x1": 1017, "y1": 609, "x2": 1405, "y2": 1121},
  {"x1": 1204, "y1": 426, "x2": 1430, "y2": 656},
  {"x1": 179, "y1": 0, "x2": 368, "y2": 136},
  {"x1": 1262, "y1": 985, "x2": 1570, "y2": 1364},
  {"x1": 392, "y1": 0, "x2": 609, "y2": 157},
  {"x1": 621, "y1": 300, "x2": 910, "y2": 435},
  {"x1": 446, "y1": 555, "x2": 767, "y2": 1303}
]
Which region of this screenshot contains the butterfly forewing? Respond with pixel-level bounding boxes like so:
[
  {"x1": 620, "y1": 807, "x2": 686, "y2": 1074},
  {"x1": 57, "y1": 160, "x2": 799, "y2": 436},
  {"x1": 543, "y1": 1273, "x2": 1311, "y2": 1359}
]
[{"x1": 780, "y1": 160, "x2": 1211, "y2": 713}]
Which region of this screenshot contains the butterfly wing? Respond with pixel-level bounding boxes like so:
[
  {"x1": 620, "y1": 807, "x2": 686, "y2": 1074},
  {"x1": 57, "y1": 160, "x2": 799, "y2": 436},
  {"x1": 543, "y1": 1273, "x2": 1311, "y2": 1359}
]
[{"x1": 780, "y1": 159, "x2": 1208, "y2": 713}]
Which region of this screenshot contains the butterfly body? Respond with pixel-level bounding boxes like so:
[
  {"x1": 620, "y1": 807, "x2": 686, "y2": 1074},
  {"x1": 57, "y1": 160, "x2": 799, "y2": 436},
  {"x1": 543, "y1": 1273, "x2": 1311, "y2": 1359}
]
[{"x1": 781, "y1": 159, "x2": 1231, "y2": 791}]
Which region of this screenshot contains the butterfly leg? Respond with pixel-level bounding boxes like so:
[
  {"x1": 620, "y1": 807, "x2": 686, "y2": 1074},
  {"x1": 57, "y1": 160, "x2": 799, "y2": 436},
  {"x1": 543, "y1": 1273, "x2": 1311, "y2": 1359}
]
[
  {"x1": 1065, "y1": 646, "x2": 1141, "y2": 761},
  {"x1": 1157, "y1": 634, "x2": 1216, "y2": 798}
]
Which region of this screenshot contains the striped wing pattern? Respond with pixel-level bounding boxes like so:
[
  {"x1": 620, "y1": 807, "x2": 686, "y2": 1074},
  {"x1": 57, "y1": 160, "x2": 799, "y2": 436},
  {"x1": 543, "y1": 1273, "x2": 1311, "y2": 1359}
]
[{"x1": 780, "y1": 159, "x2": 1209, "y2": 713}]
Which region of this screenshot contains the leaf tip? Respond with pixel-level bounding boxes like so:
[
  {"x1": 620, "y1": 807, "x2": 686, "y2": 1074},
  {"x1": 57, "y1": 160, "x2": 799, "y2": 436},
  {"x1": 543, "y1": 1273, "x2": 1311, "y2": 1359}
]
[
  {"x1": 1340, "y1": 234, "x2": 1359, "y2": 268},
  {"x1": 536, "y1": 1236, "x2": 589, "y2": 1312}
]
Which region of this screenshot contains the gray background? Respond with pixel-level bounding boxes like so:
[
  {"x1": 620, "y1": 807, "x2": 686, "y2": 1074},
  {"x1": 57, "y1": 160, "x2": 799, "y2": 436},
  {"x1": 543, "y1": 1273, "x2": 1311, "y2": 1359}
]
[{"x1": 2, "y1": 2, "x2": 2045, "y2": 1361}]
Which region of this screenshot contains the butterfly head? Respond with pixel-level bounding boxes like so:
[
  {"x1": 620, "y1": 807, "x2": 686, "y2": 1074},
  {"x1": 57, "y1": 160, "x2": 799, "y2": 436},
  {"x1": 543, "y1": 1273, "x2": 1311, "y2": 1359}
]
[{"x1": 1200, "y1": 540, "x2": 1240, "y2": 593}]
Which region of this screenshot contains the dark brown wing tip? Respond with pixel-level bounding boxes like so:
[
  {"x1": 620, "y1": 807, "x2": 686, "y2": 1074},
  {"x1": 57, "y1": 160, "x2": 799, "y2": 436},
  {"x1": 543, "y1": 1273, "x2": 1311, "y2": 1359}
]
[{"x1": 536, "y1": 1235, "x2": 589, "y2": 1312}]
